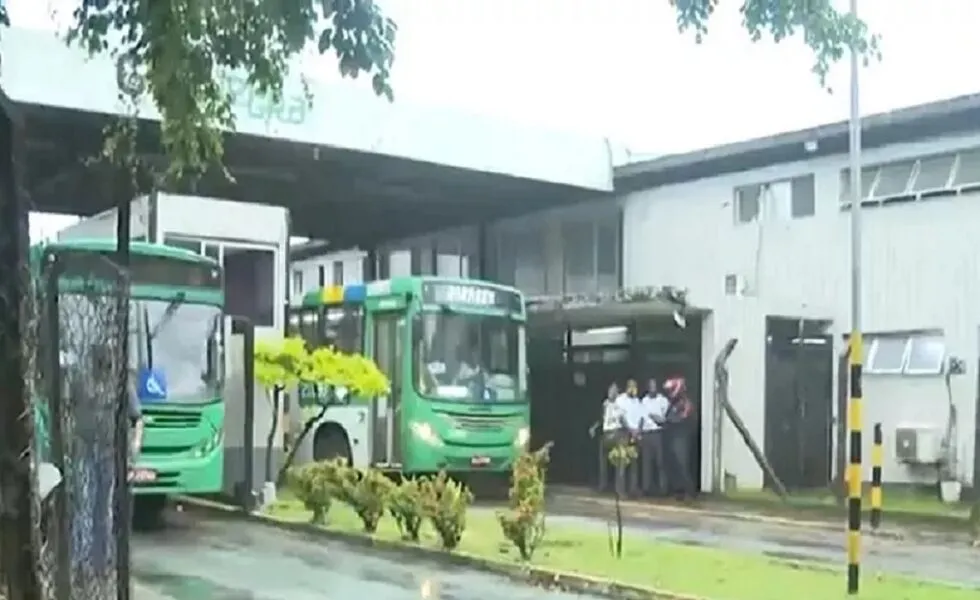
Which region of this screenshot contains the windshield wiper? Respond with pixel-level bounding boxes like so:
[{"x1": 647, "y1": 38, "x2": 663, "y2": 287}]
[{"x1": 149, "y1": 292, "x2": 186, "y2": 340}]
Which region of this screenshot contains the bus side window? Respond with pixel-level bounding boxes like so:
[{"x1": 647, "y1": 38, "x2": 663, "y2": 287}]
[{"x1": 298, "y1": 308, "x2": 319, "y2": 349}]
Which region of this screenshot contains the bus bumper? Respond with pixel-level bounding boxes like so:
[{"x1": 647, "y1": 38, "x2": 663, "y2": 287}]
[
  {"x1": 407, "y1": 444, "x2": 520, "y2": 474},
  {"x1": 131, "y1": 447, "x2": 223, "y2": 495}
]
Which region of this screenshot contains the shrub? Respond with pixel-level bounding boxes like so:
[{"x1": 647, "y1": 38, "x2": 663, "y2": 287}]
[
  {"x1": 497, "y1": 444, "x2": 551, "y2": 560},
  {"x1": 422, "y1": 471, "x2": 473, "y2": 551},
  {"x1": 389, "y1": 477, "x2": 427, "y2": 542},
  {"x1": 607, "y1": 440, "x2": 637, "y2": 558},
  {"x1": 286, "y1": 462, "x2": 333, "y2": 525},
  {"x1": 337, "y1": 467, "x2": 396, "y2": 533}
]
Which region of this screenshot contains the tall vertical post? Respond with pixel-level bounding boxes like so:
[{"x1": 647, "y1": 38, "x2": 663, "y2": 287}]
[
  {"x1": 115, "y1": 191, "x2": 133, "y2": 600},
  {"x1": 0, "y1": 94, "x2": 42, "y2": 600},
  {"x1": 846, "y1": 0, "x2": 864, "y2": 593},
  {"x1": 870, "y1": 423, "x2": 883, "y2": 529}
]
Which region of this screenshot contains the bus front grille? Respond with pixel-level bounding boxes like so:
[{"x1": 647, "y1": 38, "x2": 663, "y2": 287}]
[
  {"x1": 448, "y1": 415, "x2": 510, "y2": 432},
  {"x1": 142, "y1": 410, "x2": 201, "y2": 429}
]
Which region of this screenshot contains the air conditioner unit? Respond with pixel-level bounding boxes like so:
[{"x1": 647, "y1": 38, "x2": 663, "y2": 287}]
[{"x1": 894, "y1": 426, "x2": 943, "y2": 464}]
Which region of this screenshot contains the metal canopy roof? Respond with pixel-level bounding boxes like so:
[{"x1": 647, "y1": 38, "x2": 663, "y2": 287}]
[
  {"x1": 2, "y1": 26, "x2": 613, "y2": 248},
  {"x1": 615, "y1": 93, "x2": 980, "y2": 192}
]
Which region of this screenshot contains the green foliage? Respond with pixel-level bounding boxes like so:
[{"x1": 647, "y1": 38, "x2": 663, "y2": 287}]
[
  {"x1": 389, "y1": 477, "x2": 427, "y2": 542},
  {"x1": 498, "y1": 444, "x2": 552, "y2": 561},
  {"x1": 334, "y1": 465, "x2": 395, "y2": 533},
  {"x1": 286, "y1": 461, "x2": 334, "y2": 525},
  {"x1": 64, "y1": 0, "x2": 396, "y2": 185},
  {"x1": 422, "y1": 471, "x2": 473, "y2": 551},
  {"x1": 670, "y1": 0, "x2": 880, "y2": 89},
  {"x1": 608, "y1": 440, "x2": 638, "y2": 469},
  {"x1": 254, "y1": 335, "x2": 389, "y2": 396}
]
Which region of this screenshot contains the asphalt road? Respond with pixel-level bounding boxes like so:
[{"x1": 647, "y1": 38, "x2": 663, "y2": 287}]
[{"x1": 131, "y1": 511, "x2": 600, "y2": 600}]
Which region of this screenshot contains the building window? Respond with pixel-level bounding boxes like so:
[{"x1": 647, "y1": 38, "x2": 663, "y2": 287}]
[
  {"x1": 861, "y1": 331, "x2": 946, "y2": 375},
  {"x1": 318, "y1": 265, "x2": 325, "y2": 287},
  {"x1": 163, "y1": 235, "x2": 202, "y2": 254},
  {"x1": 224, "y1": 246, "x2": 275, "y2": 327},
  {"x1": 292, "y1": 269, "x2": 304, "y2": 296},
  {"x1": 203, "y1": 243, "x2": 220, "y2": 262},
  {"x1": 497, "y1": 228, "x2": 546, "y2": 296},
  {"x1": 596, "y1": 218, "x2": 619, "y2": 292},
  {"x1": 332, "y1": 260, "x2": 344, "y2": 286},
  {"x1": 562, "y1": 220, "x2": 596, "y2": 294},
  {"x1": 734, "y1": 175, "x2": 815, "y2": 224},
  {"x1": 558, "y1": 210, "x2": 620, "y2": 295},
  {"x1": 841, "y1": 148, "x2": 980, "y2": 208},
  {"x1": 734, "y1": 184, "x2": 761, "y2": 223}
]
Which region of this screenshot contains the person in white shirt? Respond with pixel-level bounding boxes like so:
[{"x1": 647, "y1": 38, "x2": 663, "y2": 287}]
[
  {"x1": 613, "y1": 379, "x2": 643, "y2": 496},
  {"x1": 590, "y1": 382, "x2": 625, "y2": 493},
  {"x1": 638, "y1": 378, "x2": 669, "y2": 496}
]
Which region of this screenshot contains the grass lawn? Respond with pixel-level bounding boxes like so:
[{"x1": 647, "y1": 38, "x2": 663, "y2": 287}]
[{"x1": 263, "y1": 497, "x2": 976, "y2": 600}]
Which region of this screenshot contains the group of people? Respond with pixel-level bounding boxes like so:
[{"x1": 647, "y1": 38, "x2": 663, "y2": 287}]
[{"x1": 591, "y1": 376, "x2": 696, "y2": 500}]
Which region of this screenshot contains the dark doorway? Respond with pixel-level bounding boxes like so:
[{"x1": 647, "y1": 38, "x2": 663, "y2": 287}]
[
  {"x1": 763, "y1": 317, "x2": 834, "y2": 491},
  {"x1": 527, "y1": 311, "x2": 703, "y2": 491},
  {"x1": 527, "y1": 326, "x2": 568, "y2": 465},
  {"x1": 633, "y1": 318, "x2": 703, "y2": 491}
]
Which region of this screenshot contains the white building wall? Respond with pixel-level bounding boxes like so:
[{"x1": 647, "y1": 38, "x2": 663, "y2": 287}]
[
  {"x1": 155, "y1": 194, "x2": 287, "y2": 246},
  {"x1": 624, "y1": 132, "x2": 980, "y2": 490}
]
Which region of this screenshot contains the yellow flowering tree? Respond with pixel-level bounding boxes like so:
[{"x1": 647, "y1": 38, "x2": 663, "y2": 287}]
[{"x1": 253, "y1": 336, "x2": 388, "y2": 487}]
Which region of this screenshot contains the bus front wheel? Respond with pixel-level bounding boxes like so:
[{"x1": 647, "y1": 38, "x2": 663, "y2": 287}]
[
  {"x1": 313, "y1": 425, "x2": 352, "y2": 465},
  {"x1": 133, "y1": 494, "x2": 167, "y2": 530}
]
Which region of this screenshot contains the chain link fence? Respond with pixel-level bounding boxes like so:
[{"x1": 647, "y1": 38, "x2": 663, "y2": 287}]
[{"x1": 37, "y1": 251, "x2": 132, "y2": 600}]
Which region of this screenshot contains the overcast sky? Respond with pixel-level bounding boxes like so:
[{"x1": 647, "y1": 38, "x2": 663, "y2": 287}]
[{"x1": 11, "y1": 0, "x2": 980, "y2": 240}]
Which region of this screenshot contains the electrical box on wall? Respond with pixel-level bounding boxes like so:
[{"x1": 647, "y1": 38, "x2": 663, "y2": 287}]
[{"x1": 894, "y1": 426, "x2": 943, "y2": 464}]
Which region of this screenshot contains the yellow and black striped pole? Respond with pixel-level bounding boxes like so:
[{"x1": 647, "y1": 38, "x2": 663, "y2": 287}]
[
  {"x1": 846, "y1": 333, "x2": 864, "y2": 594},
  {"x1": 870, "y1": 423, "x2": 883, "y2": 530}
]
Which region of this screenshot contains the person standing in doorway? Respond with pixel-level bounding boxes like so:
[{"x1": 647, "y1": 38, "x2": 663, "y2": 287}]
[
  {"x1": 616, "y1": 379, "x2": 643, "y2": 496},
  {"x1": 639, "y1": 378, "x2": 669, "y2": 496},
  {"x1": 663, "y1": 376, "x2": 697, "y2": 500},
  {"x1": 590, "y1": 382, "x2": 624, "y2": 493}
]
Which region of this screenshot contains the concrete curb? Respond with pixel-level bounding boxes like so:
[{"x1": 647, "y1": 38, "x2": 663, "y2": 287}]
[
  {"x1": 556, "y1": 496, "x2": 910, "y2": 541},
  {"x1": 177, "y1": 496, "x2": 708, "y2": 600}
]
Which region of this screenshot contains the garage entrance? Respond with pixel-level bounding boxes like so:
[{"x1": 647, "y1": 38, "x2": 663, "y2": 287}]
[{"x1": 526, "y1": 293, "x2": 703, "y2": 492}]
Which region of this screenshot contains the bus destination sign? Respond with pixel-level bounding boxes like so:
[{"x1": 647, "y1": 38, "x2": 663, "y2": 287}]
[
  {"x1": 423, "y1": 282, "x2": 520, "y2": 311},
  {"x1": 53, "y1": 250, "x2": 222, "y2": 289}
]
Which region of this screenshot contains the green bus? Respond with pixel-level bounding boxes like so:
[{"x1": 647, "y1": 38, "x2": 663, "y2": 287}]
[
  {"x1": 32, "y1": 239, "x2": 226, "y2": 519},
  {"x1": 287, "y1": 277, "x2": 529, "y2": 474}
]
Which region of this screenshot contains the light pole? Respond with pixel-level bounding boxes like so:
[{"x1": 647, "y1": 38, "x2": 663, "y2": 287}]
[{"x1": 845, "y1": 0, "x2": 864, "y2": 595}]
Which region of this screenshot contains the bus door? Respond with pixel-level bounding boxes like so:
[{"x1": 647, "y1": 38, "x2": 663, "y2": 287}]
[{"x1": 369, "y1": 311, "x2": 405, "y2": 468}]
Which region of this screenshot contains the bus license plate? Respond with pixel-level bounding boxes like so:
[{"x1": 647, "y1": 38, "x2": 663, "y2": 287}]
[
  {"x1": 471, "y1": 456, "x2": 490, "y2": 467},
  {"x1": 129, "y1": 468, "x2": 157, "y2": 483}
]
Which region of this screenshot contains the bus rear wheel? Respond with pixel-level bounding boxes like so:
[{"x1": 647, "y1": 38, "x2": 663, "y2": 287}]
[
  {"x1": 133, "y1": 494, "x2": 167, "y2": 530},
  {"x1": 313, "y1": 425, "x2": 351, "y2": 464}
]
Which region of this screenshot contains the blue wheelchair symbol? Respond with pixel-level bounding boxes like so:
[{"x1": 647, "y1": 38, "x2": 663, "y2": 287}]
[{"x1": 137, "y1": 368, "x2": 168, "y2": 403}]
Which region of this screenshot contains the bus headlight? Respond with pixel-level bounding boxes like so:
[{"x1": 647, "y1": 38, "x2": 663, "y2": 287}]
[
  {"x1": 195, "y1": 430, "x2": 223, "y2": 457},
  {"x1": 514, "y1": 427, "x2": 530, "y2": 449},
  {"x1": 410, "y1": 422, "x2": 444, "y2": 447}
]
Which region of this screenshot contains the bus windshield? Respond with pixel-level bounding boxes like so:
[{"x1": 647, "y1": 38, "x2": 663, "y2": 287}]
[
  {"x1": 415, "y1": 311, "x2": 526, "y2": 402},
  {"x1": 136, "y1": 299, "x2": 223, "y2": 403}
]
